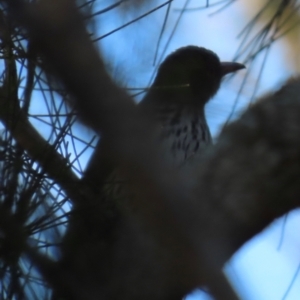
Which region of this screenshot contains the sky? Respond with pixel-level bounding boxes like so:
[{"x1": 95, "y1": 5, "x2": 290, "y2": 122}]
[{"x1": 89, "y1": 1, "x2": 300, "y2": 299}]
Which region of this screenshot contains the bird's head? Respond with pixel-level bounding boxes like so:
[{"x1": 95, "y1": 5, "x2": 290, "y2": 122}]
[{"x1": 152, "y1": 46, "x2": 245, "y2": 107}]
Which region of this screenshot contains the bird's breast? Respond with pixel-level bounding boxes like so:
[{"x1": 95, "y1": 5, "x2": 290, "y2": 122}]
[{"x1": 157, "y1": 107, "x2": 212, "y2": 166}]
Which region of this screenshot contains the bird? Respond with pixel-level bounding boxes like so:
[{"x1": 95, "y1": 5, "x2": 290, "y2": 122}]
[
  {"x1": 58, "y1": 46, "x2": 245, "y2": 300},
  {"x1": 83, "y1": 46, "x2": 245, "y2": 186}
]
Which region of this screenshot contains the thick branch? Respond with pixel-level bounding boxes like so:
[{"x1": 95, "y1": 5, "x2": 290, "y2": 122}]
[{"x1": 191, "y1": 78, "x2": 300, "y2": 264}]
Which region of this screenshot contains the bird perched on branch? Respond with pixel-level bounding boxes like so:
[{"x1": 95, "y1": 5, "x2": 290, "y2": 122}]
[
  {"x1": 61, "y1": 46, "x2": 245, "y2": 300},
  {"x1": 83, "y1": 46, "x2": 245, "y2": 186}
]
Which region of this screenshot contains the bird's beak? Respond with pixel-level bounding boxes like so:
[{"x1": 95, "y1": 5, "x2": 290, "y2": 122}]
[{"x1": 220, "y1": 62, "x2": 245, "y2": 76}]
